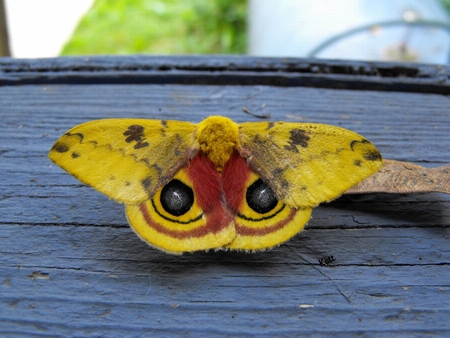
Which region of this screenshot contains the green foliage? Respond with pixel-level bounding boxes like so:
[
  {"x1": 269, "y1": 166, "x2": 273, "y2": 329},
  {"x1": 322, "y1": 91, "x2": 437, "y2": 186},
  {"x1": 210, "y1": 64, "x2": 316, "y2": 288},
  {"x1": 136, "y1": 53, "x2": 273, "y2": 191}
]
[
  {"x1": 61, "y1": 0, "x2": 247, "y2": 55},
  {"x1": 441, "y1": 0, "x2": 450, "y2": 13}
]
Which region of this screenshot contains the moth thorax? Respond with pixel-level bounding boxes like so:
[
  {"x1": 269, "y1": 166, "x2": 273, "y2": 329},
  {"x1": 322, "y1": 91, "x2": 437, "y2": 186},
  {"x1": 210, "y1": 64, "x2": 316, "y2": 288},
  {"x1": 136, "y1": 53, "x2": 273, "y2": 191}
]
[{"x1": 196, "y1": 116, "x2": 240, "y2": 170}]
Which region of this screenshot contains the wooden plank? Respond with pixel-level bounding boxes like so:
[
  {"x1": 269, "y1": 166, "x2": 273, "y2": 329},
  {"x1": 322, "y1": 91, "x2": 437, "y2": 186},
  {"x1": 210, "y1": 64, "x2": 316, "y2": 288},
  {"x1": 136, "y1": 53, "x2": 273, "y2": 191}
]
[
  {"x1": 1, "y1": 225, "x2": 449, "y2": 337},
  {"x1": 1, "y1": 84, "x2": 449, "y2": 162},
  {"x1": 0, "y1": 56, "x2": 449, "y2": 93},
  {"x1": 1, "y1": 57, "x2": 449, "y2": 337}
]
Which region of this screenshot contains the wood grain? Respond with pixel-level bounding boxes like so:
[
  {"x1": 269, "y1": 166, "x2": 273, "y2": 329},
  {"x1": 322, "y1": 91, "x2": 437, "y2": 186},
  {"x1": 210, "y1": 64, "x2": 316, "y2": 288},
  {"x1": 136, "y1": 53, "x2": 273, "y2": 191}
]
[{"x1": 1, "y1": 56, "x2": 449, "y2": 337}]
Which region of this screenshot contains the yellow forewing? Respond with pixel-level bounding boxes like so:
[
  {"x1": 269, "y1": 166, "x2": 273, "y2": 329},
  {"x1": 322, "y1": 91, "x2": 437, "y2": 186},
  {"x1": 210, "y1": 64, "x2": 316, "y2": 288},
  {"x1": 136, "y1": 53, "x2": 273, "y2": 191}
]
[
  {"x1": 238, "y1": 122, "x2": 383, "y2": 208},
  {"x1": 49, "y1": 119, "x2": 198, "y2": 204}
]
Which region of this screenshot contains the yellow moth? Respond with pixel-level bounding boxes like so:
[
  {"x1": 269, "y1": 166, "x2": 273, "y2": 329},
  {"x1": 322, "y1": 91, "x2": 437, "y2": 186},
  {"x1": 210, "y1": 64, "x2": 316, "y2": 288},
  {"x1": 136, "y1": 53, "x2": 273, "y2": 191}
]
[{"x1": 49, "y1": 116, "x2": 382, "y2": 254}]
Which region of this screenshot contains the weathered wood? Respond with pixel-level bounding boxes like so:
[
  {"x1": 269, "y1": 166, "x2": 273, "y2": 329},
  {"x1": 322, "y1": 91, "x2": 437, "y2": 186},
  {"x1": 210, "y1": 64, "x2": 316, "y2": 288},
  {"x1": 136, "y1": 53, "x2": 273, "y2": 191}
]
[
  {"x1": 0, "y1": 55, "x2": 449, "y2": 94},
  {"x1": 1, "y1": 56, "x2": 449, "y2": 337}
]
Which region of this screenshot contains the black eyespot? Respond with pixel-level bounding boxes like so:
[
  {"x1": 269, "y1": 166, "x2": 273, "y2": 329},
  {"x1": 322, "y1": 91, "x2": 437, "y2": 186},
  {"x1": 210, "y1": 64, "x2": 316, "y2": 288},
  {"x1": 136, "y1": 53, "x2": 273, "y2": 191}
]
[
  {"x1": 246, "y1": 179, "x2": 278, "y2": 214},
  {"x1": 160, "y1": 179, "x2": 194, "y2": 216}
]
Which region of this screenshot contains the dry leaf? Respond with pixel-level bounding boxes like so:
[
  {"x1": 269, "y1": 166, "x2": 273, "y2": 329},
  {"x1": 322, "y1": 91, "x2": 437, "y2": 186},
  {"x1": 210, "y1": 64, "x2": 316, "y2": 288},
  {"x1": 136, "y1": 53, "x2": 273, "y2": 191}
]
[{"x1": 347, "y1": 159, "x2": 450, "y2": 194}]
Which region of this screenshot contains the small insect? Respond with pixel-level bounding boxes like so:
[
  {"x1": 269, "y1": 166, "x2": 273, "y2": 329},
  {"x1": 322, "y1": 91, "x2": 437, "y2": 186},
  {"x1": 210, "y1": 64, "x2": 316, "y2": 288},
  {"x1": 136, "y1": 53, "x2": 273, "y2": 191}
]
[
  {"x1": 49, "y1": 116, "x2": 382, "y2": 254},
  {"x1": 319, "y1": 255, "x2": 336, "y2": 266}
]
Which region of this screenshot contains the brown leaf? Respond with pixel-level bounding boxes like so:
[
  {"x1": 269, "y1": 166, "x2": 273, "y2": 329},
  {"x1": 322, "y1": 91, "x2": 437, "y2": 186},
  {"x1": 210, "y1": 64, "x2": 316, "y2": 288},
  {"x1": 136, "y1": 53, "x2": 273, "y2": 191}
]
[{"x1": 346, "y1": 159, "x2": 450, "y2": 194}]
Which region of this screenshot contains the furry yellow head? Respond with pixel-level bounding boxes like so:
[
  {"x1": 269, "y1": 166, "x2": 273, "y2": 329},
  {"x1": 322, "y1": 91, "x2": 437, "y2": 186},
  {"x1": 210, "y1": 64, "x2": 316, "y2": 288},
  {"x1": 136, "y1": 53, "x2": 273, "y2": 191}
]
[{"x1": 196, "y1": 116, "x2": 240, "y2": 170}]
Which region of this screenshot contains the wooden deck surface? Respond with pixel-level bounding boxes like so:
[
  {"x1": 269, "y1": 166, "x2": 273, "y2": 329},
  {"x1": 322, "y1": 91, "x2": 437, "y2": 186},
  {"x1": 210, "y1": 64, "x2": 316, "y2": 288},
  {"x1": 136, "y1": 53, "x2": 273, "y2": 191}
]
[{"x1": 1, "y1": 56, "x2": 449, "y2": 337}]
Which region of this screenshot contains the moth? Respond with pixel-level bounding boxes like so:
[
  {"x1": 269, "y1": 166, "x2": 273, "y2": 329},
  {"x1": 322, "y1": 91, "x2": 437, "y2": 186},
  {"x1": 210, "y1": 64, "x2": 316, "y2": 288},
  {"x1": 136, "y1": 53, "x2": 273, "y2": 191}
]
[{"x1": 49, "y1": 116, "x2": 382, "y2": 254}]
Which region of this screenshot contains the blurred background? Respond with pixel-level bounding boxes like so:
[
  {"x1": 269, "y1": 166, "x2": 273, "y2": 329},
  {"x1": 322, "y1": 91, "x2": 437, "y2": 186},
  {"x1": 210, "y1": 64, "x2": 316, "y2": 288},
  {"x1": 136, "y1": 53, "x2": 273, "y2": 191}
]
[{"x1": 1, "y1": 0, "x2": 450, "y2": 64}]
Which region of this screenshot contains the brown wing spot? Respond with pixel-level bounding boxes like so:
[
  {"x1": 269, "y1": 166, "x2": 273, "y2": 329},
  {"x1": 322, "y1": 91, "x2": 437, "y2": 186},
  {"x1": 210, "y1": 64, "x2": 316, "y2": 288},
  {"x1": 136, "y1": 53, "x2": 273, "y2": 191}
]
[
  {"x1": 251, "y1": 134, "x2": 270, "y2": 149},
  {"x1": 350, "y1": 139, "x2": 370, "y2": 151},
  {"x1": 363, "y1": 150, "x2": 382, "y2": 161},
  {"x1": 141, "y1": 177, "x2": 152, "y2": 191},
  {"x1": 271, "y1": 168, "x2": 289, "y2": 190},
  {"x1": 175, "y1": 133, "x2": 183, "y2": 144},
  {"x1": 52, "y1": 143, "x2": 69, "y2": 153},
  {"x1": 52, "y1": 133, "x2": 84, "y2": 153},
  {"x1": 354, "y1": 159, "x2": 362, "y2": 166},
  {"x1": 134, "y1": 141, "x2": 149, "y2": 149},
  {"x1": 151, "y1": 164, "x2": 163, "y2": 179},
  {"x1": 123, "y1": 125, "x2": 150, "y2": 149},
  {"x1": 280, "y1": 179, "x2": 289, "y2": 190},
  {"x1": 161, "y1": 120, "x2": 168, "y2": 128},
  {"x1": 71, "y1": 152, "x2": 80, "y2": 158},
  {"x1": 284, "y1": 129, "x2": 310, "y2": 152},
  {"x1": 350, "y1": 139, "x2": 382, "y2": 162},
  {"x1": 272, "y1": 167, "x2": 283, "y2": 177}
]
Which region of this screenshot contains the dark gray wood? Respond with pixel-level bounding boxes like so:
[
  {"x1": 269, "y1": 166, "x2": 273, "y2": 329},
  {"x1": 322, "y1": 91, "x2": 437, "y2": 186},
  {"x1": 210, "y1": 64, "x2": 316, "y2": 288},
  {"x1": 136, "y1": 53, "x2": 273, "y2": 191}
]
[
  {"x1": 0, "y1": 55, "x2": 449, "y2": 93},
  {"x1": 1, "y1": 56, "x2": 449, "y2": 337}
]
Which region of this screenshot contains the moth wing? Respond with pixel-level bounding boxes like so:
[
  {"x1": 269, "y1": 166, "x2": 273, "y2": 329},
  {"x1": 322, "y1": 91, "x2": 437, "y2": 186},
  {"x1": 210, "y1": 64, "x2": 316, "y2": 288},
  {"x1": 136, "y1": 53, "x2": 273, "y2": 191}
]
[
  {"x1": 49, "y1": 119, "x2": 198, "y2": 204},
  {"x1": 238, "y1": 122, "x2": 383, "y2": 208},
  {"x1": 126, "y1": 153, "x2": 236, "y2": 254},
  {"x1": 221, "y1": 151, "x2": 313, "y2": 251}
]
